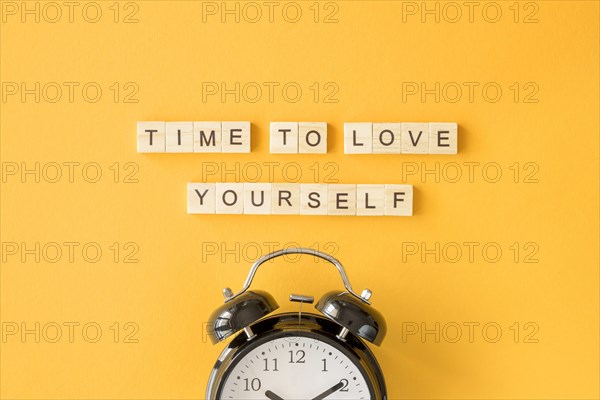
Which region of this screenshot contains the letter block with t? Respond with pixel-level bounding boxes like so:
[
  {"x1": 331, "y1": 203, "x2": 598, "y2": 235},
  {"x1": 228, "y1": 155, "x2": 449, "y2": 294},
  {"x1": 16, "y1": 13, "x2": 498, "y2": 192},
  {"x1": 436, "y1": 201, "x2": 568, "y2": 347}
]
[{"x1": 137, "y1": 121, "x2": 166, "y2": 152}]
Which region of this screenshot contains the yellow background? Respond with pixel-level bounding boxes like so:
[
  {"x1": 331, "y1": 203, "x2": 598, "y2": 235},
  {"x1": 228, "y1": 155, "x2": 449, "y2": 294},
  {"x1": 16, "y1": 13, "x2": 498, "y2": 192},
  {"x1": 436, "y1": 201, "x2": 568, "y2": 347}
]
[{"x1": 1, "y1": 1, "x2": 599, "y2": 399}]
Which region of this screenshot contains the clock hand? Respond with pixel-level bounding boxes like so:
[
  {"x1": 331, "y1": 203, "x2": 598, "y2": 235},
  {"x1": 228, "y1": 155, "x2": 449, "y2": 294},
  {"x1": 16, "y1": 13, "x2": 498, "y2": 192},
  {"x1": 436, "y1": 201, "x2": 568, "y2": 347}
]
[
  {"x1": 265, "y1": 390, "x2": 285, "y2": 400},
  {"x1": 311, "y1": 381, "x2": 345, "y2": 400}
]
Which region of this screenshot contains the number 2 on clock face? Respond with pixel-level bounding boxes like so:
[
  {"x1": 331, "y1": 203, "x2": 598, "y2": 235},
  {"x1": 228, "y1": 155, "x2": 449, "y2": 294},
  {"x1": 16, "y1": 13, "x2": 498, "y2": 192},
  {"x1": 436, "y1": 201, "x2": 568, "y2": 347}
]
[{"x1": 218, "y1": 335, "x2": 373, "y2": 400}]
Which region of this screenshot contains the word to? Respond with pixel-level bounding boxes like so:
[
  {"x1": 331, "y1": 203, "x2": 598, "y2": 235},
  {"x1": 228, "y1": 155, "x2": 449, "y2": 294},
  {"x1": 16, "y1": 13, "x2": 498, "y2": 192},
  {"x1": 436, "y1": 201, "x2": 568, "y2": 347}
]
[
  {"x1": 136, "y1": 121, "x2": 458, "y2": 154},
  {"x1": 188, "y1": 183, "x2": 413, "y2": 216}
]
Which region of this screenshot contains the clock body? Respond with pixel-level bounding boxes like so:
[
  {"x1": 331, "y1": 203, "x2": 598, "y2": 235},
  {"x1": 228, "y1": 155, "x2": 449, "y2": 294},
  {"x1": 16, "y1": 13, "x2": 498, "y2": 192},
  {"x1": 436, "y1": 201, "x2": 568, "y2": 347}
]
[{"x1": 206, "y1": 313, "x2": 386, "y2": 400}]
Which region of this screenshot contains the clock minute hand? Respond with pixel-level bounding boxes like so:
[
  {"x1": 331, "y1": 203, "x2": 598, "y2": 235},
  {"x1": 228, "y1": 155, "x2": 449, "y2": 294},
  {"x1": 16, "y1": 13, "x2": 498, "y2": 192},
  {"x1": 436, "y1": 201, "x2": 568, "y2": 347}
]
[
  {"x1": 265, "y1": 390, "x2": 285, "y2": 400},
  {"x1": 312, "y1": 381, "x2": 345, "y2": 400}
]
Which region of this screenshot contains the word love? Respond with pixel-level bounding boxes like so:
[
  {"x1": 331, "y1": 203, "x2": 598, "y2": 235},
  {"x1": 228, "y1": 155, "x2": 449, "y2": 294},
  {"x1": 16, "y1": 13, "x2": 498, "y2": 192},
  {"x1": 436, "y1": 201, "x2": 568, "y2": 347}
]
[
  {"x1": 188, "y1": 183, "x2": 413, "y2": 216},
  {"x1": 137, "y1": 121, "x2": 457, "y2": 154}
]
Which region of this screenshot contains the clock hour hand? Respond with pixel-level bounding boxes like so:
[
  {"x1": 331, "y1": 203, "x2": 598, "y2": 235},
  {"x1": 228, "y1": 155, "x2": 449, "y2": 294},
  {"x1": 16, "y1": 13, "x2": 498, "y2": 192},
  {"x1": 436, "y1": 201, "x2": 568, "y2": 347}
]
[
  {"x1": 312, "y1": 381, "x2": 345, "y2": 400},
  {"x1": 265, "y1": 390, "x2": 285, "y2": 400}
]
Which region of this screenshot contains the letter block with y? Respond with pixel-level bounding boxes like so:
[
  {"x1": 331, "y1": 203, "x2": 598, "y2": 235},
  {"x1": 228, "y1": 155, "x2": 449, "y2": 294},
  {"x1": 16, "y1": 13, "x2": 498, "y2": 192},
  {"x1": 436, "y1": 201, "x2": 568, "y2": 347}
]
[{"x1": 188, "y1": 183, "x2": 216, "y2": 214}]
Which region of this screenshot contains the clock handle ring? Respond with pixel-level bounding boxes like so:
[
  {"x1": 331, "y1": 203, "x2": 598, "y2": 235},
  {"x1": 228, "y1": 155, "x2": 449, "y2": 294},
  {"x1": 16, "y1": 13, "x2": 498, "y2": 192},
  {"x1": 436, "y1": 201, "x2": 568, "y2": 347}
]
[{"x1": 223, "y1": 247, "x2": 370, "y2": 305}]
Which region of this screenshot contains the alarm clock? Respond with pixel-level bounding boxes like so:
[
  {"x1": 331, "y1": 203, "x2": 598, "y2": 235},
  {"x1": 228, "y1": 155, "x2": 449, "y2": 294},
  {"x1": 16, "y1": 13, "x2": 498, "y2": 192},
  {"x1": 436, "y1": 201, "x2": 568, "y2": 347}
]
[{"x1": 206, "y1": 248, "x2": 387, "y2": 399}]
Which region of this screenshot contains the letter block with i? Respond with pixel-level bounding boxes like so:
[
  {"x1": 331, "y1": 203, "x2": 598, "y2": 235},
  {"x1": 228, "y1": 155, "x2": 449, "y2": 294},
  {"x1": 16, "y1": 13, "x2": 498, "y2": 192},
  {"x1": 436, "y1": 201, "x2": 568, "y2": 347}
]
[{"x1": 166, "y1": 122, "x2": 194, "y2": 152}]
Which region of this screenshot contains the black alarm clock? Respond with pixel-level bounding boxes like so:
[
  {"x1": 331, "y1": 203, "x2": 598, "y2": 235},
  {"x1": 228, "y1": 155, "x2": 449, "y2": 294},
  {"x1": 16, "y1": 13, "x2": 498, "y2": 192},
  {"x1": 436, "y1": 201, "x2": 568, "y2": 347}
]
[{"x1": 206, "y1": 248, "x2": 387, "y2": 399}]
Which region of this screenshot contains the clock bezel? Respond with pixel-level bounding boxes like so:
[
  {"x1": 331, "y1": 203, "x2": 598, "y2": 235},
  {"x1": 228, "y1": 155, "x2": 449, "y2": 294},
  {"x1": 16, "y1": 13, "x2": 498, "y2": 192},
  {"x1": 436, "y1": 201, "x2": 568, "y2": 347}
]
[{"x1": 206, "y1": 312, "x2": 387, "y2": 400}]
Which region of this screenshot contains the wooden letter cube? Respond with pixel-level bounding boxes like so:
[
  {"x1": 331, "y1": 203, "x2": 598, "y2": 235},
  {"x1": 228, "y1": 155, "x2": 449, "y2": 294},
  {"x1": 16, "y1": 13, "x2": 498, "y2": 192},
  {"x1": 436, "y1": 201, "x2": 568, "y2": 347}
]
[
  {"x1": 187, "y1": 183, "x2": 216, "y2": 214},
  {"x1": 166, "y1": 122, "x2": 194, "y2": 153},
  {"x1": 356, "y1": 184, "x2": 385, "y2": 216},
  {"x1": 216, "y1": 183, "x2": 244, "y2": 214},
  {"x1": 137, "y1": 121, "x2": 165, "y2": 153},
  {"x1": 344, "y1": 123, "x2": 373, "y2": 154},
  {"x1": 429, "y1": 122, "x2": 457, "y2": 154},
  {"x1": 299, "y1": 122, "x2": 327, "y2": 154},
  {"x1": 401, "y1": 123, "x2": 429, "y2": 154},
  {"x1": 244, "y1": 183, "x2": 272, "y2": 214},
  {"x1": 270, "y1": 122, "x2": 299, "y2": 154},
  {"x1": 194, "y1": 121, "x2": 222, "y2": 153},
  {"x1": 300, "y1": 184, "x2": 328, "y2": 215},
  {"x1": 373, "y1": 123, "x2": 401, "y2": 154},
  {"x1": 272, "y1": 183, "x2": 300, "y2": 214},
  {"x1": 222, "y1": 121, "x2": 251, "y2": 153},
  {"x1": 328, "y1": 184, "x2": 357, "y2": 215},
  {"x1": 385, "y1": 184, "x2": 413, "y2": 216}
]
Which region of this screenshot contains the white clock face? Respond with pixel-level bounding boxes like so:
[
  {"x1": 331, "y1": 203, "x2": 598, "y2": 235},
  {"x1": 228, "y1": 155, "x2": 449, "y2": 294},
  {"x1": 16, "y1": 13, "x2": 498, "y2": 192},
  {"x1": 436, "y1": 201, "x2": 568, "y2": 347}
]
[{"x1": 218, "y1": 334, "x2": 372, "y2": 400}]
